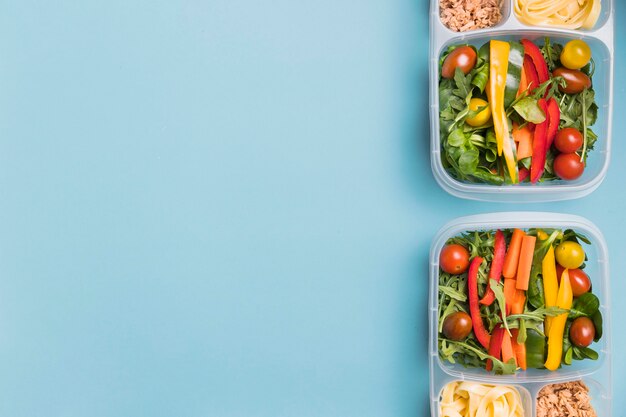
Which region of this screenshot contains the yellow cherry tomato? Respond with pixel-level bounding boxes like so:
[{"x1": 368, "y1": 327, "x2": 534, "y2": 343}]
[
  {"x1": 560, "y1": 40, "x2": 591, "y2": 70},
  {"x1": 555, "y1": 241, "x2": 585, "y2": 269},
  {"x1": 465, "y1": 98, "x2": 491, "y2": 127}
]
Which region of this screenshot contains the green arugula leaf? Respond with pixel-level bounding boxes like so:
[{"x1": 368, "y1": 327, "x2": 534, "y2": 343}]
[
  {"x1": 518, "y1": 318, "x2": 527, "y2": 343},
  {"x1": 439, "y1": 338, "x2": 517, "y2": 375},
  {"x1": 440, "y1": 107, "x2": 456, "y2": 121},
  {"x1": 439, "y1": 285, "x2": 467, "y2": 302},
  {"x1": 452, "y1": 67, "x2": 473, "y2": 99},
  {"x1": 471, "y1": 62, "x2": 489, "y2": 92},
  {"x1": 513, "y1": 97, "x2": 546, "y2": 123},
  {"x1": 490, "y1": 280, "x2": 511, "y2": 336},
  {"x1": 506, "y1": 306, "x2": 569, "y2": 324}
]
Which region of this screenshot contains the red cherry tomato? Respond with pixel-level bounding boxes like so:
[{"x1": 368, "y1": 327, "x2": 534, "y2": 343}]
[
  {"x1": 570, "y1": 317, "x2": 595, "y2": 347},
  {"x1": 553, "y1": 67, "x2": 592, "y2": 94},
  {"x1": 442, "y1": 311, "x2": 473, "y2": 341},
  {"x1": 441, "y1": 46, "x2": 477, "y2": 79},
  {"x1": 440, "y1": 244, "x2": 470, "y2": 275},
  {"x1": 556, "y1": 266, "x2": 591, "y2": 297},
  {"x1": 568, "y1": 269, "x2": 592, "y2": 297},
  {"x1": 555, "y1": 128, "x2": 584, "y2": 153},
  {"x1": 554, "y1": 153, "x2": 585, "y2": 180}
]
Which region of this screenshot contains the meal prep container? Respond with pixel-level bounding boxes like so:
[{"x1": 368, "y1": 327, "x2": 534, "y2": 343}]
[
  {"x1": 429, "y1": 1, "x2": 614, "y2": 202},
  {"x1": 429, "y1": 213, "x2": 612, "y2": 416}
]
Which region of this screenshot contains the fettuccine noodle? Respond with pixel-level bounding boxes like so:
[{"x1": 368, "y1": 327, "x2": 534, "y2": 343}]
[
  {"x1": 514, "y1": 0, "x2": 601, "y2": 30},
  {"x1": 440, "y1": 381, "x2": 525, "y2": 417}
]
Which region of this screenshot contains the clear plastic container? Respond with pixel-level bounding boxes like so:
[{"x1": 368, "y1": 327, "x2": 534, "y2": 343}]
[
  {"x1": 429, "y1": 1, "x2": 614, "y2": 202},
  {"x1": 429, "y1": 213, "x2": 612, "y2": 416}
]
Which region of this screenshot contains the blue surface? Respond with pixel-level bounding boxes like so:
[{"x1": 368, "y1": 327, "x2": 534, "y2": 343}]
[{"x1": 0, "y1": 1, "x2": 623, "y2": 416}]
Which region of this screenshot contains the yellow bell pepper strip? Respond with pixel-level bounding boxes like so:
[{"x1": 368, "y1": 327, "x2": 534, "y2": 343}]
[
  {"x1": 545, "y1": 268, "x2": 573, "y2": 371},
  {"x1": 542, "y1": 245, "x2": 558, "y2": 334},
  {"x1": 489, "y1": 40, "x2": 518, "y2": 182}
]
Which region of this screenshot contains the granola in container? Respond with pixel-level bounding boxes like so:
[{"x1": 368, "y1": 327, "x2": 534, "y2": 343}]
[{"x1": 439, "y1": 0, "x2": 503, "y2": 32}]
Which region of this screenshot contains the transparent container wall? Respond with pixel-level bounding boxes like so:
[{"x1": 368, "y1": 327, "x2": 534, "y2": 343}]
[
  {"x1": 429, "y1": 0, "x2": 614, "y2": 202},
  {"x1": 429, "y1": 213, "x2": 611, "y2": 383},
  {"x1": 429, "y1": 213, "x2": 612, "y2": 416},
  {"x1": 433, "y1": 220, "x2": 608, "y2": 382}
]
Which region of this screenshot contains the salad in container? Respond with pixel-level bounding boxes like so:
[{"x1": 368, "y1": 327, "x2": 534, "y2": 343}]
[
  {"x1": 430, "y1": 0, "x2": 613, "y2": 201},
  {"x1": 429, "y1": 213, "x2": 611, "y2": 417}
]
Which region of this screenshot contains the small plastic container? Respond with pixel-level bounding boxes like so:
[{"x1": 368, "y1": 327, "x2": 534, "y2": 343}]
[
  {"x1": 429, "y1": 213, "x2": 612, "y2": 416},
  {"x1": 429, "y1": 1, "x2": 614, "y2": 202}
]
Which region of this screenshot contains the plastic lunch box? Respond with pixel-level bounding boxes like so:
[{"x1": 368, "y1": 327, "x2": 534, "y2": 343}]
[
  {"x1": 429, "y1": 213, "x2": 612, "y2": 416},
  {"x1": 429, "y1": 1, "x2": 614, "y2": 202}
]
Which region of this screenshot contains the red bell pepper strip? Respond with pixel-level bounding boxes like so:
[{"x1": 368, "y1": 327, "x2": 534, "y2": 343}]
[
  {"x1": 480, "y1": 230, "x2": 506, "y2": 306},
  {"x1": 530, "y1": 98, "x2": 549, "y2": 183},
  {"x1": 522, "y1": 55, "x2": 540, "y2": 93},
  {"x1": 518, "y1": 167, "x2": 530, "y2": 183},
  {"x1": 521, "y1": 39, "x2": 549, "y2": 83},
  {"x1": 486, "y1": 325, "x2": 505, "y2": 372},
  {"x1": 468, "y1": 256, "x2": 491, "y2": 350},
  {"x1": 546, "y1": 97, "x2": 561, "y2": 150}
]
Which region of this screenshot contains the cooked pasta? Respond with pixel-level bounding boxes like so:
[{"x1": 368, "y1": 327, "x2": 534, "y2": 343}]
[
  {"x1": 514, "y1": 0, "x2": 601, "y2": 30},
  {"x1": 440, "y1": 381, "x2": 525, "y2": 417}
]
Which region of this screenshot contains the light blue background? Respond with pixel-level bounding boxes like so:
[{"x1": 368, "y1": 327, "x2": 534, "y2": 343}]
[{"x1": 0, "y1": 1, "x2": 622, "y2": 416}]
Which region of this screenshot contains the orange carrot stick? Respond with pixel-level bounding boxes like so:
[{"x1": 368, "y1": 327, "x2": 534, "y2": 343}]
[
  {"x1": 513, "y1": 123, "x2": 533, "y2": 160},
  {"x1": 501, "y1": 330, "x2": 516, "y2": 366},
  {"x1": 504, "y1": 278, "x2": 517, "y2": 315},
  {"x1": 511, "y1": 329, "x2": 527, "y2": 370},
  {"x1": 511, "y1": 289, "x2": 526, "y2": 315},
  {"x1": 516, "y1": 235, "x2": 536, "y2": 291},
  {"x1": 503, "y1": 229, "x2": 525, "y2": 279}
]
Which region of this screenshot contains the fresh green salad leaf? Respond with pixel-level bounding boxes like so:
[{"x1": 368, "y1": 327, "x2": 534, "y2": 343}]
[
  {"x1": 573, "y1": 346, "x2": 598, "y2": 361},
  {"x1": 439, "y1": 38, "x2": 600, "y2": 185},
  {"x1": 592, "y1": 310, "x2": 603, "y2": 342},
  {"x1": 439, "y1": 338, "x2": 517, "y2": 375},
  {"x1": 568, "y1": 293, "x2": 600, "y2": 319},
  {"x1": 438, "y1": 228, "x2": 603, "y2": 374},
  {"x1": 513, "y1": 97, "x2": 546, "y2": 123}
]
